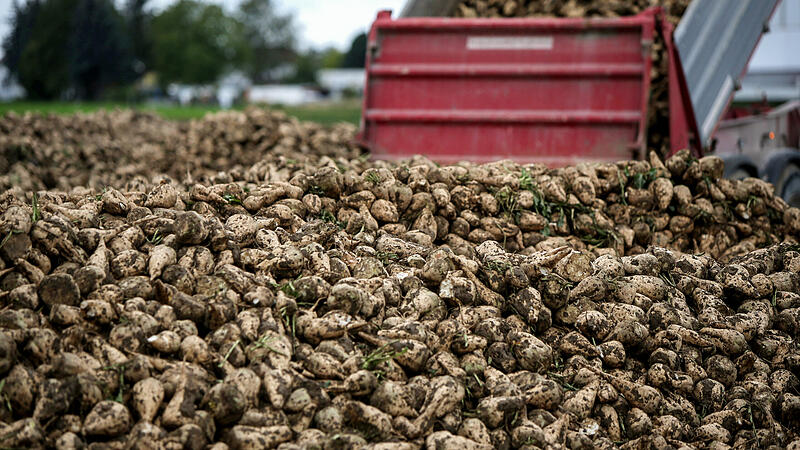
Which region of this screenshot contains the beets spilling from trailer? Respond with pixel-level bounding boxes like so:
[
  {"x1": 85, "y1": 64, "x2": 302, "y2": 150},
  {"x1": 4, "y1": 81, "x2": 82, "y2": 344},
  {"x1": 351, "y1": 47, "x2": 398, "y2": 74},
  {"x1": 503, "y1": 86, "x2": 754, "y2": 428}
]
[{"x1": 2, "y1": 107, "x2": 800, "y2": 449}]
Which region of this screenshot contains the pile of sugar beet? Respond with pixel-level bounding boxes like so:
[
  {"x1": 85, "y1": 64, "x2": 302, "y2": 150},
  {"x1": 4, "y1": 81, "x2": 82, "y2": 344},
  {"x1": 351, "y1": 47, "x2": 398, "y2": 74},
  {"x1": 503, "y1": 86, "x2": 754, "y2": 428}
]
[
  {"x1": 2, "y1": 110, "x2": 800, "y2": 449},
  {"x1": 0, "y1": 109, "x2": 359, "y2": 193},
  {"x1": 453, "y1": 0, "x2": 688, "y2": 20}
]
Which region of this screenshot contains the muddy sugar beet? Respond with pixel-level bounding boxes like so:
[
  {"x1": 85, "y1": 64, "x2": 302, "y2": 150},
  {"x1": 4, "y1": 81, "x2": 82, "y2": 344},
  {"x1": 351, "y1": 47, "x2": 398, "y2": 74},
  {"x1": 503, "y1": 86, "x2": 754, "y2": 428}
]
[
  {"x1": 1, "y1": 224, "x2": 800, "y2": 448},
  {"x1": 2, "y1": 110, "x2": 800, "y2": 448}
]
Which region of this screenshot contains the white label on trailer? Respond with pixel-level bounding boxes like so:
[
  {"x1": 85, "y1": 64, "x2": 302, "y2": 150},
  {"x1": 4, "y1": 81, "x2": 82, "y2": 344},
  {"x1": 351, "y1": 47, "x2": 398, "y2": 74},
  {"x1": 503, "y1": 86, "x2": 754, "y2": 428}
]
[{"x1": 466, "y1": 36, "x2": 553, "y2": 50}]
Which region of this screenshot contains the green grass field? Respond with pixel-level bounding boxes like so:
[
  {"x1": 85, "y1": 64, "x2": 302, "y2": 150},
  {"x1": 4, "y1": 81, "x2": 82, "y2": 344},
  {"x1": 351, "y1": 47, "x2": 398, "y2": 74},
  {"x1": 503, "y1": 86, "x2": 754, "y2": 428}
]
[{"x1": 0, "y1": 101, "x2": 362, "y2": 125}]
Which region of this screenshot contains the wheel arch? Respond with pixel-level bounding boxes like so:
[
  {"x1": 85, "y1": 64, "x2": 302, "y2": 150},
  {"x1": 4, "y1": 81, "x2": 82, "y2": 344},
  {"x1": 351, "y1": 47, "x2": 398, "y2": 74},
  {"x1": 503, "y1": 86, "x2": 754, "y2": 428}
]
[
  {"x1": 762, "y1": 148, "x2": 800, "y2": 185},
  {"x1": 721, "y1": 154, "x2": 759, "y2": 179}
]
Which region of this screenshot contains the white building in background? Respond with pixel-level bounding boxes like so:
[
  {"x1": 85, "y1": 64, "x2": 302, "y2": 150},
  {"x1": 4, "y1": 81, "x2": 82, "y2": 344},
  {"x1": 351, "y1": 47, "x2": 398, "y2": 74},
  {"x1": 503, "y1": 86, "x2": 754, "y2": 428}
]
[
  {"x1": 247, "y1": 85, "x2": 322, "y2": 106},
  {"x1": 217, "y1": 71, "x2": 251, "y2": 109},
  {"x1": 0, "y1": 66, "x2": 25, "y2": 101},
  {"x1": 167, "y1": 84, "x2": 217, "y2": 106},
  {"x1": 318, "y1": 68, "x2": 365, "y2": 100}
]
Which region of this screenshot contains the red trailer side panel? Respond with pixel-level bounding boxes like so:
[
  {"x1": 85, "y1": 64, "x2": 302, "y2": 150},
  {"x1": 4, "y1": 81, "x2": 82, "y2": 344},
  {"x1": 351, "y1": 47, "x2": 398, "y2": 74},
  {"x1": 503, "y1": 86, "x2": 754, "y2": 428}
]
[{"x1": 359, "y1": 9, "x2": 657, "y2": 165}]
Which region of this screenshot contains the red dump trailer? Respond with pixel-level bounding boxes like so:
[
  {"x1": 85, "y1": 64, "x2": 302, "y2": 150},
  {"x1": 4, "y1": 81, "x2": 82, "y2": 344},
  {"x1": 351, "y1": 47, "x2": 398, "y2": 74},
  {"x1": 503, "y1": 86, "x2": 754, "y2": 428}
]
[{"x1": 357, "y1": 1, "x2": 779, "y2": 166}]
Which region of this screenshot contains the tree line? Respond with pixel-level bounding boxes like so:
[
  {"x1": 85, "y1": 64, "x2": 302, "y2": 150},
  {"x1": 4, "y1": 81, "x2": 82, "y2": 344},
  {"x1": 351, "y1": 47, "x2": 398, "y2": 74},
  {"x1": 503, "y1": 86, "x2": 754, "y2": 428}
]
[{"x1": 2, "y1": 0, "x2": 367, "y2": 100}]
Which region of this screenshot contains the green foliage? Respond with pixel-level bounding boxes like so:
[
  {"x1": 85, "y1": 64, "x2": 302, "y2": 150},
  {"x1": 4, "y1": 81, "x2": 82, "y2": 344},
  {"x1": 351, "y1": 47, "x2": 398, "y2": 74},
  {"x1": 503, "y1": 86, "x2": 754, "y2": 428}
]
[
  {"x1": 518, "y1": 169, "x2": 620, "y2": 246},
  {"x1": 2, "y1": 0, "x2": 308, "y2": 99},
  {"x1": 68, "y1": 0, "x2": 135, "y2": 99},
  {"x1": 5, "y1": 0, "x2": 135, "y2": 100},
  {"x1": 279, "y1": 278, "x2": 298, "y2": 297},
  {"x1": 342, "y1": 32, "x2": 367, "y2": 68},
  {"x1": 494, "y1": 186, "x2": 520, "y2": 222},
  {"x1": 321, "y1": 48, "x2": 344, "y2": 69},
  {"x1": 151, "y1": 0, "x2": 249, "y2": 85},
  {"x1": 519, "y1": 168, "x2": 535, "y2": 191},
  {"x1": 218, "y1": 339, "x2": 241, "y2": 367},
  {"x1": 146, "y1": 230, "x2": 163, "y2": 245},
  {"x1": 280, "y1": 307, "x2": 296, "y2": 343},
  {"x1": 618, "y1": 173, "x2": 628, "y2": 205},
  {"x1": 124, "y1": 0, "x2": 152, "y2": 71},
  {"x1": 518, "y1": 170, "x2": 553, "y2": 219},
  {"x1": 376, "y1": 251, "x2": 399, "y2": 265},
  {"x1": 251, "y1": 334, "x2": 288, "y2": 356},
  {"x1": 15, "y1": 0, "x2": 75, "y2": 99},
  {"x1": 2, "y1": 0, "x2": 41, "y2": 87},
  {"x1": 630, "y1": 168, "x2": 659, "y2": 190},
  {"x1": 486, "y1": 260, "x2": 512, "y2": 273},
  {"x1": 237, "y1": 0, "x2": 296, "y2": 83},
  {"x1": 364, "y1": 171, "x2": 382, "y2": 185},
  {"x1": 579, "y1": 224, "x2": 620, "y2": 248},
  {"x1": 222, "y1": 193, "x2": 241, "y2": 204},
  {"x1": 362, "y1": 341, "x2": 408, "y2": 372},
  {"x1": 0, "y1": 231, "x2": 14, "y2": 251},
  {"x1": 103, "y1": 363, "x2": 128, "y2": 403},
  {"x1": 0, "y1": 101, "x2": 362, "y2": 124},
  {"x1": 31, "y1": 192, "x2": 40, "y2": 223},
  {"x1": 547, "y1": 371, "x2": 578, "y2": 391},
  {"x1": 288, "y1": 51, "x2": 321, "y2": 84},
  {"x1": 279, "y1": 101, "x2": 361, "y2": 124},
  {"x1": 319, "y1": 209, "x2": 344, "y2": 228},
  {"x1": 0, "y1": 379, "x2": 12, "y2": 413}
]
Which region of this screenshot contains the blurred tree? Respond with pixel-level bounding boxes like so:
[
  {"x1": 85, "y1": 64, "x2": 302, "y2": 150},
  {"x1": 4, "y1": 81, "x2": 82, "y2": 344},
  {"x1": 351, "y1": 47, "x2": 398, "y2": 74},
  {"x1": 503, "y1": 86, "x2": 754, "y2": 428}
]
[
  {"x1": 342, "y1": 32, "x2": 367, "y2": 68},
  {"x1": 151, "y1": 0, "x2": 249, "y2": 85},
  {"x1": 238, "y1": 0, "x2": 296, "y2": 83},
  {"x1": 321, "y1": 48, "x2": 343, "y2": 69},
  {"x1": 68, "y1": 0, "x2": 135, "y2": 99},
  {"x1": 8, "y1": 0, "x2": 75, "y2": 99},
  {"x1": 289, "y1": 50, "x2": 319, "y2": 84},
  {"x1": 124, "y1": 0, "x2": 152, "y2": 74},
  {"x1": 2, "y1": 0, "x2": 41, "y2": 86},
  {"x1": 4, "y1": 0, "x2": 135, "y2": 99}
]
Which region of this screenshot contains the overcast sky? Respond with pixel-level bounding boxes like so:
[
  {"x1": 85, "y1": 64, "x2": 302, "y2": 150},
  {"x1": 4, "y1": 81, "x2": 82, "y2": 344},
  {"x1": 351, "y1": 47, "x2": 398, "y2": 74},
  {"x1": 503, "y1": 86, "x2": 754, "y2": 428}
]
[{"x1": 0, "y1": 0, "x2": 407, "y2": 57}]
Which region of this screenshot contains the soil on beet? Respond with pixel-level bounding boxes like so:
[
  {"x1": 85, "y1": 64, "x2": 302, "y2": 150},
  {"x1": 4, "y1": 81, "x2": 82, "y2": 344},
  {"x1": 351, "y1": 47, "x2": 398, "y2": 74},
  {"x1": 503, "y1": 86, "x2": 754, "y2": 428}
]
[{"x1": 1, "y1": 106, "x2": 800, "y2": 449}]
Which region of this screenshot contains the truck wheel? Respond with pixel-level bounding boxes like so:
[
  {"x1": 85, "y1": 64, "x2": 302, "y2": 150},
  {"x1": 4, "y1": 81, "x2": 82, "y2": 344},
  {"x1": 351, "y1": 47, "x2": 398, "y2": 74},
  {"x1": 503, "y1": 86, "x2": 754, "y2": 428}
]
[
  {"x1": 727, "y1": 168, "x2": 751, "y2": 181},
  {"x1": 777, "y1": 165, "x2": 800, "y2": 208}
]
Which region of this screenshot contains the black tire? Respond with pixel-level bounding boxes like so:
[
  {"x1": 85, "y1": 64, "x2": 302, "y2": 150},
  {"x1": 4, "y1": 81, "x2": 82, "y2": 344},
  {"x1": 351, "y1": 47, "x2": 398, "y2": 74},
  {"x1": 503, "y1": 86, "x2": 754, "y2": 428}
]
[
  {"x1": 777, "y1": 165, "x2": 800, "y2": 208},
  {"x1": 722, "y1": 155, "x2": 758, "y2": 181},
  {"x1": 727, "y1": 168, "x2": 751, "y2": 181}
]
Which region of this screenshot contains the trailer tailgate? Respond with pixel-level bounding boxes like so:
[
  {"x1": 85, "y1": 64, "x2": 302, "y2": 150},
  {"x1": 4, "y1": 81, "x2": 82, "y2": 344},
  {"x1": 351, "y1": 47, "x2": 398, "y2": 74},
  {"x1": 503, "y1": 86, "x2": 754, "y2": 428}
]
[{"x1": 358, "y1": 9, "x2": 657, "y2": 165}]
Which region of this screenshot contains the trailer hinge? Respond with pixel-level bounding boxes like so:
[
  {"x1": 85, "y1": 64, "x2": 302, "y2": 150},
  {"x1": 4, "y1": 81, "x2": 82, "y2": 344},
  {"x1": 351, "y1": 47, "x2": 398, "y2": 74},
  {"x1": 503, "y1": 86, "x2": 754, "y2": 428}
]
[
  {"x1": 369, "y1": 42, "x2": 381, "y2": 61},
  {"x1": 641, "y1": 39, "x2": 653, "y2": 58}
]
